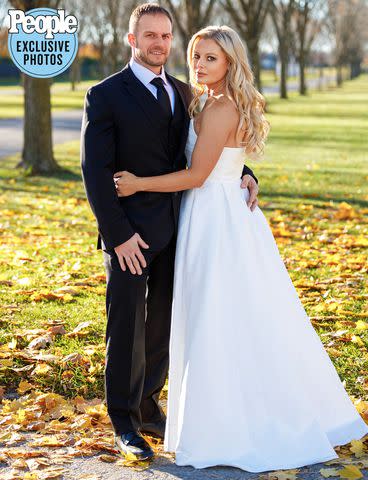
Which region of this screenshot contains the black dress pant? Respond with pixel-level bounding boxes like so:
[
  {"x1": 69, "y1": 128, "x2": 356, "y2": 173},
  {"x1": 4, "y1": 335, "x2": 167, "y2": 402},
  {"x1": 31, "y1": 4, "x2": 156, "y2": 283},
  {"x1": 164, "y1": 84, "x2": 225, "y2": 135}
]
[{"x1": 102, "y1": 235, "x2": 176, "y2": 434}]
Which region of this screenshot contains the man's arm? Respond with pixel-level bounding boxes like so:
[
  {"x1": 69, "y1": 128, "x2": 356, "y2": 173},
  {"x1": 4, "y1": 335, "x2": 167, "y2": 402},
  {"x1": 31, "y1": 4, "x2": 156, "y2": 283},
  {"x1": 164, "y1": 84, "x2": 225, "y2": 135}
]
[
  {"x1": 80, "y1": 86, "x2": 135, "y2": 250},
  {"x1": 241, "y1": 164, "x2": 258, "y2": 184}
]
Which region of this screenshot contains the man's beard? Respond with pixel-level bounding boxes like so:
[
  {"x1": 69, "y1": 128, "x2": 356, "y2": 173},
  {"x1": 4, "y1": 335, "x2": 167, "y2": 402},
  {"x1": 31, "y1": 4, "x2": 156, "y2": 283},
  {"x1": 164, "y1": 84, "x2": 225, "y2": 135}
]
[{"x1": 135, "y1": 46, "x2": 168, "y2": 67}]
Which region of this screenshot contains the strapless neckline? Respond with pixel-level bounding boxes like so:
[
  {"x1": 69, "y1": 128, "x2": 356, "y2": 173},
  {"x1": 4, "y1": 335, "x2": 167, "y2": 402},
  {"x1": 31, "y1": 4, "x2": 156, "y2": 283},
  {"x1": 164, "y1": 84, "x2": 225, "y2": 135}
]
[{"x1": 190, "y1": 118, "x2": 244, "y2": 151}]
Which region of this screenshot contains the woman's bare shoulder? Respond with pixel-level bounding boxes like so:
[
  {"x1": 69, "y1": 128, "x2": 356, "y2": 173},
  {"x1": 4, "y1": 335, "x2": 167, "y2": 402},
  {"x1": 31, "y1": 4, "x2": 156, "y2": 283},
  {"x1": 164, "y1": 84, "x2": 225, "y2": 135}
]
[{"x1": 202, "y1": 95, "x2": 239, "y2": 127}]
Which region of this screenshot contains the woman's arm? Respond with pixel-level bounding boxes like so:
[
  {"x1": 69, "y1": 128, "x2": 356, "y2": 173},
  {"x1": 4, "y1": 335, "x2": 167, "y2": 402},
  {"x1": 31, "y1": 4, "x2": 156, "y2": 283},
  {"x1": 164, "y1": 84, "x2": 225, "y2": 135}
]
[{"x1": 114, "y1": 99, "x2": 239, "y2": 196}]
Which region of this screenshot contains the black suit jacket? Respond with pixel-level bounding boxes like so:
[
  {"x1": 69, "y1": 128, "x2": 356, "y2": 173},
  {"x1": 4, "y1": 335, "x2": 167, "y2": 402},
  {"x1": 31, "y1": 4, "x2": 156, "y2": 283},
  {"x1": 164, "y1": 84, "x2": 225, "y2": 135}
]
[{"x1": 81, "y1": 65, "x2": 258, "y2": 252}]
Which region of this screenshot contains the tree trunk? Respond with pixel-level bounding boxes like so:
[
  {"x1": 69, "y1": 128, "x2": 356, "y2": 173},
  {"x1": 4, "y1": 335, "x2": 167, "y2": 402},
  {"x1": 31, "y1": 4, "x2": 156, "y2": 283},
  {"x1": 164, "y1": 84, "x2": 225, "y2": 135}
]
[
  {"x1": 181, "y1": 36, "x2": 190, "y2": 82},
  {"x1": 19, "y1": 75, "x2": 58, "y2": 174},
  {"x1": 318, "y1": 66, "x2": 323, "y2": 91},
  {"x1": 350, "y1": 61, "x2": 361, "y2": 79},
  {"x1": 336, "y1": 64, "x2": 343, "y2": 86},
  {"x1": 280, "y1": 47, "x2": 288, "y2": 99},
  {"x1": 70, "y1": 54, "x2": 81, "y2": 91},
  {"x1": 299, "y1": 51, "x2": 306, "y2": 95},
  {"x1": 248, "y1": 40, "x2": 262, "y2": 93}
]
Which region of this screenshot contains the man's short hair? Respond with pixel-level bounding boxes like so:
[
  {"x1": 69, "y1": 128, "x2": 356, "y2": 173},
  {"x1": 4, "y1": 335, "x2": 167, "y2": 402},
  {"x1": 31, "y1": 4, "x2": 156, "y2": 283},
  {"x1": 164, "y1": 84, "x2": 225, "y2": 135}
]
[{"x1": 129, "y1": 3, "x2": 173, "y2": 34}]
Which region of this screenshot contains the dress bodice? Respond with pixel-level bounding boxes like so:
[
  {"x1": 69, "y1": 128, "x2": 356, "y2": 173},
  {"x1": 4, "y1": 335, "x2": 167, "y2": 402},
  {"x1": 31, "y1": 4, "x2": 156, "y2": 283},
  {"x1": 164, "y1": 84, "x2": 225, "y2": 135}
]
[{"x1": 184, "y1": 119, "x2": 246, "y2": 183}]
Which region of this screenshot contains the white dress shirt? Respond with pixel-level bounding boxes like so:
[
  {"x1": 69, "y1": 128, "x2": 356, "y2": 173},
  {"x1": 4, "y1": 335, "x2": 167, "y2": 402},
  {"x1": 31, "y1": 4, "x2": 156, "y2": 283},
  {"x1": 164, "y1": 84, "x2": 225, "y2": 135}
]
[{"x1": 129, "y1": 58, "x2": 175, "y2": 113}]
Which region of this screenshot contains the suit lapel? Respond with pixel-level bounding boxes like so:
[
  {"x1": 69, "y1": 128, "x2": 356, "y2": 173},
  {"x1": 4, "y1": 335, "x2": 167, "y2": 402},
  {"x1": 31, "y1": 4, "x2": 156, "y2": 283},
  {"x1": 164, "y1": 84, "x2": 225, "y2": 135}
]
[
  {"x1": 119, "y1": 65, "x2": 190, "y2": 161},
  {"x1": 166, "y1": 74, "x2": 191, "y2": 162},
  {"x1": 120, "y1": 65, "x2": 169, "y2": 153},
  {"x1": 166, "y1": 73, "x2": 190, "y2": 112}
]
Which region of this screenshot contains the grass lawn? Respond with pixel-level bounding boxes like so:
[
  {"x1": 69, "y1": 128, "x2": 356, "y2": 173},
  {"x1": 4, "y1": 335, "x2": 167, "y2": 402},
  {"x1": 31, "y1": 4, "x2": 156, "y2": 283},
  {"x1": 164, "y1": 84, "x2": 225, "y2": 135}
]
[{"x1": 0, "y1": 75, "x2": 367, "y2": 406}]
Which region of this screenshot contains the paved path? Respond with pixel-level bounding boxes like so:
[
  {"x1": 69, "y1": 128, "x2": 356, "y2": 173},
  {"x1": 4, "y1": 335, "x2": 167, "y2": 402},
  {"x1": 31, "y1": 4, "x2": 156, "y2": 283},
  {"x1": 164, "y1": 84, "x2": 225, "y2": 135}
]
[
  {"x1": 1, "y1": 445, "x2": 367, "y2": 480},
  {"x1": 56, "y1": 455, "x2": 368, "y2": 480},
  {"x1": 0, "y1": 109, "x2": 82, "y2": 158},
  {"x1": 0, "y1": 75, "x2": 336, "y2": 159}
]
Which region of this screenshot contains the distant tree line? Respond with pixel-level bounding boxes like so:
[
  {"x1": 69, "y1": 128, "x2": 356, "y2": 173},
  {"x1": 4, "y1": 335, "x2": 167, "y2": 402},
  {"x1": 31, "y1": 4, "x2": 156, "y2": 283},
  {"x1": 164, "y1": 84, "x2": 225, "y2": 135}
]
[{"x1": 0, "y1": 0, "x2": 366, "y2": 174}]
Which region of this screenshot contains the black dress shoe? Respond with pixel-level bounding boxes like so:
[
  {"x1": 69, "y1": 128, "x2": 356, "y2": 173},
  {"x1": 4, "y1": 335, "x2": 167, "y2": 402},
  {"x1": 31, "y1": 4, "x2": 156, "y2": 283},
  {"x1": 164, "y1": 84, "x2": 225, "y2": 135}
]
[
  {"x1": 115, "y1": 431, "x2": 154, "y2": 460},
  {"x1": 140, "y1": 419, "x2": 166, "y2": 439}
]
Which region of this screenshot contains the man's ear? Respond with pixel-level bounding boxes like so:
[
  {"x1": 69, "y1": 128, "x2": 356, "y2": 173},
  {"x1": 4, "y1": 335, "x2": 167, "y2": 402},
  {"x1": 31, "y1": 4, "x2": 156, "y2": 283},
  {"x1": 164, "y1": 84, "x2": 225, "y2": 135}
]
[{"x1": 127, "y1": 33, "x2": 136, "y2": 48}]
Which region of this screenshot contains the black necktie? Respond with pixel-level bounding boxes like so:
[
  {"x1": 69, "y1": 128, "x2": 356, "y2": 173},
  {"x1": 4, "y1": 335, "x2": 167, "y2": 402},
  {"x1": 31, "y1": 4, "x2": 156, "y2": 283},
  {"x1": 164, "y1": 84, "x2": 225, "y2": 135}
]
[{"x1": 150, "y1": 77, "x2": 172, "y2": 118}]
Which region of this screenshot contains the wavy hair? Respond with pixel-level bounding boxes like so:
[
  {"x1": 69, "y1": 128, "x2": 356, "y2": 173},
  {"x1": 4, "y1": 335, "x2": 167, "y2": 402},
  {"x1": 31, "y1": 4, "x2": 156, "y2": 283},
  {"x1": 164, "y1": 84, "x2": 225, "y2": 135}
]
[{"x1": 187, "y1": 25, "x2": 270, "y2": 159}]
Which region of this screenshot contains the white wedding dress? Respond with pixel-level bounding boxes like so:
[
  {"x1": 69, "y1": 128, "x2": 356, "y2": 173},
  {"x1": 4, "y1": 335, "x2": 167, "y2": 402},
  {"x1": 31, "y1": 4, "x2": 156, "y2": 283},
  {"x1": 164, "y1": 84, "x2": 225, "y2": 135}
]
[{"x1": 163, "y1": 119, "x2": 368, "y2": 472}]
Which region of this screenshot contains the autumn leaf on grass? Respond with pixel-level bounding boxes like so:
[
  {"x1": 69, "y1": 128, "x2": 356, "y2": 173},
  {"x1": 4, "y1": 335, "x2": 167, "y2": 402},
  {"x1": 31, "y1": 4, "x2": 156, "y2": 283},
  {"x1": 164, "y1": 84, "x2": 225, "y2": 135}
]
[
  {"x1": 349, "y1": 440, "x2": 366, "y2": 457},
  {"x1": 352, "y1": 402, "x2": 368, "y2": 425},
  {"x1": 67, "y1": 321, "x2": 92, "y2": 337},
  {"x1": 31, "y1": 290, "x2": 74, "y2": 303},
  {"x1": 272, "y1": 224, "x2": 293, "y2": 238},
  {"x1": 8, "y1": 337, "x2": 17, "y2": 349},
  {"x1": 17, "y1": 380, "x2": 33, "y2": 394},
  {"x1": 259, "y1": 470, "x2": 299, "y2": 480},
  {"x1": 72, "y1": 260, "x2": 82, "y2": 271},
  {"x1": 54, "y1": 286, "x2": 80, "y2": 296},
  {"x1": 350, "y1": 335, "x2": 365, "y2": 347},
  {"x1": 356, "y1": 321, "x2": 368, "y2": 332},
  {"x1": 61, "y1": 353, "x2": 90, "y2": 370},
  {"x1": 338, "y1": 464, "x2": 364, "y2": 479},
  {"x1": 28, "y1": 334, "x2": 53, "y2": 350},
  {"x1": 32, "y1": 363, "x2": 53, "y2": 376},
  {"x1": 78, "y1": 274, "x2": 106, "y2": 285},
  {"x1": 0, "y1": 358, "x2": 13, "y2": 367},
  {"x1": 46, "y1": 325, "x2": 66, "y2": 337},
  {"x1": 320, "y1": 467, "x2": 342, "y2": 477},
  {"x1": 25, "y1": 352, "x2": 58, "y2": 363},
  {"x1": 334, "y1": 203, "x2": 358, "y2": 220},
  {"x1": 353, "y1": 458, "x2": 368, "y2": 468},
  {"x1": 339, "y1": 311, "x2": 368, "y2": 319},
  {"x1": 326, "y1": 347, "x2": 343, "y2": 358}
]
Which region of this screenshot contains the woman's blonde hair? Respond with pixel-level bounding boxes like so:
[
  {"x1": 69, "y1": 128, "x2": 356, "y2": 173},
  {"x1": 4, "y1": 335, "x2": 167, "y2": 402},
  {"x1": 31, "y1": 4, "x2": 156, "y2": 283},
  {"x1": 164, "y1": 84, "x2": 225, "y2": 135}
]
[{"x1": 187, "y1": 25, "x2": 270, "y2": 159}]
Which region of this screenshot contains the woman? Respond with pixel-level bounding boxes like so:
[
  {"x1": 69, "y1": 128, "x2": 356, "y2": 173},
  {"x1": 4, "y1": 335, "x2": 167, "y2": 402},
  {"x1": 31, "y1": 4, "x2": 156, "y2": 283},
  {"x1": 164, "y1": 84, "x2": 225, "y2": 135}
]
[{"x1": 114, "y1": 26, "x2": 368, "y2": 472}]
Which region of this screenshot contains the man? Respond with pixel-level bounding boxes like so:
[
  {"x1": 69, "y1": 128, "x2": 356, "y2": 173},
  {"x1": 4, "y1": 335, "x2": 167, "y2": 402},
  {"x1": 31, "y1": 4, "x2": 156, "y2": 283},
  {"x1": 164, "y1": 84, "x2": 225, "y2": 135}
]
[{"x1": 81, "y1": 3, "x2": 259, "y2": 461}]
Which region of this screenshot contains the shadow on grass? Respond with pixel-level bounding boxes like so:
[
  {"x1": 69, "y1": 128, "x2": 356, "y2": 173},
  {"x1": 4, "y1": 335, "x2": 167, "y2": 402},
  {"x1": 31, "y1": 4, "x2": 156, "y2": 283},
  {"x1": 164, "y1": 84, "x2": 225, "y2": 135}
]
[
  {"x1": 36, "y1": 166, "x2": 82, "y2": 182},
  {"x1": 260, "y1": 190, "x2": 368, "y2": 208},
  {"x1": 267, "y1": 110, "x2": 368, "y2": 120},
  {"x1": 268, "y1": 133, "x2": 367, "y2": 151},
  {"x1": 0, "y1": 165, "x2": 82, "y2": 188}
]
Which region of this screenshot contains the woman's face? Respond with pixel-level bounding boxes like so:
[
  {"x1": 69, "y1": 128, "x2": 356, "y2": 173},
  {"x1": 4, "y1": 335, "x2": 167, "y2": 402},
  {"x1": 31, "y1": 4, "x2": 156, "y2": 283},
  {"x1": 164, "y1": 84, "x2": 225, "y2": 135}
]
[{"x1": 191, "y1": 38, "x2": 229, "y2": 87}]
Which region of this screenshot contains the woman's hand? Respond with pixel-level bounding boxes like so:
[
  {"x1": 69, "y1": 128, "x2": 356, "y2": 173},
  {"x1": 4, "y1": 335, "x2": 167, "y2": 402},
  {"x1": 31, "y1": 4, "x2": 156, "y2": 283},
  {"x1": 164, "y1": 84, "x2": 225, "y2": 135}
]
[{"x1": 114, "y1": 171, "x2": 140, "y2": 197}]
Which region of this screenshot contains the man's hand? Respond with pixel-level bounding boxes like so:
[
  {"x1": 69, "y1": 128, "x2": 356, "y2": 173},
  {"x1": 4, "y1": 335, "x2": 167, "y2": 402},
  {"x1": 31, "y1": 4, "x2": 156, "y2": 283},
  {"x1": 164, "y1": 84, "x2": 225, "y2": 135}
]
[
  {"x1": 114, "y1": 233, "x2": 149, "y2": 275},
  {"x1": 241, "y1": 174, "x2": 259, "y2": 212}
]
